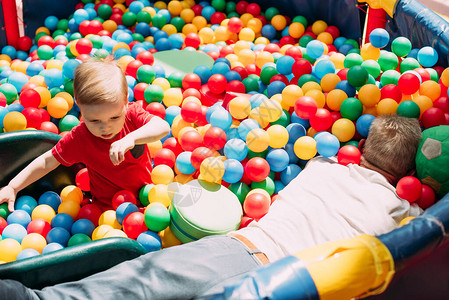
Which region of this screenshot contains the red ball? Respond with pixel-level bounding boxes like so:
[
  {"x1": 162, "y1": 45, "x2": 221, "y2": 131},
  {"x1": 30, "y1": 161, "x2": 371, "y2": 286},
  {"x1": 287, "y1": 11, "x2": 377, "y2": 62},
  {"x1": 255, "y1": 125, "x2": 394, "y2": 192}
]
[
  {"x1": 88, "y1": 20, "x2": 103, "y2": 35},
  {"x1": 21, "y1": 82, "x2": 39, "y2": 91},
  {"x1": 270, "y1": 74, "x2": 289, "y2": 85},
  {"x1": 37, "y1": 35, "x2": 55, "y2": 48},
  {"x1": 238, "y1": 216, "x2": 254, "y2": 229},
  {"x1": 413, "y1": 68, "x2": 431, "y2": 82},
  {"x1": 75, "y1": 38, "x2": 94, "y2": 55},
  {"x1": 292, "y1": 58, "x2": 312, "y2": 78},
  {"x1": 125, "y1": 60, "x2": 143, "y2": 78},
  {"x1": 264, "y1": 43, "x2": 281, "y2": 53},
  {"x1": 26, "y1": 218, "x2": 51, "y2": 238},
  {"x1": 191, "y1": 4, "x2": 203, "y2": 16},
  {"x1": 245, "y1": 63, "x2": 260, "y2": 76},
  {"x1": 206, "y1": 51, "x2": 220, "y2": 61},
  {"x1": 0, "y1": 93, "x2": 6, "y2": 107},
  {"x1": 75, "y1": 168, "x2": 90, "y2": 192},
  {"x1": 39, "y1": 108, "x2": 50, "y2": 122},
  {"x1": 220, "y1": 45, "x2": 235, "y2": 58},
  {"x1": 207, "y1": 74, "x2": 227, "y2": 94},
  {"x1": 109, "y1": 13, "x2": 124, "y2": 25},
  {"x1": 19, "y1": 88, "x2": 41, "y2": 108},
  {"x1": 191, "y1": 147, "x2": 216, "y2": 169},
  {"x1": 279, "y1": 35, "x2": 296, "y2": 46},
  {"x1": 337, "y1": 68, "x2": 349, "y2": 80},
  {"x1": 112, "y1": 190, "x2": 137, "y2": 210},
  {"x1": 294, "y1": 96, "x2": 318, "y2": 119},
  {"x1": 381, "y1": 84, "x2": 402, "y2": 102},
  {"x1": 210, "y1": 12, "x2": 226, "y2": 25},
  {"x1": 162, "y1": 137, "x2": 183, "y2": 156},
  {"x1": 422, "y1": 107, "x2": 446, "y2": 128},
  {"x1": 181, "y1": 101, "x2": 201, "y2": 123},
  {"x1": 136, "y1": 51, "x2": 155, "y2": 65},
  {"x1": 396, "y1": 176, "x2": 422, "y2": 203},
  {"x1": 184, "y1": 33, "x2": 201, "y2": 49},
  {"x1": 78, "y1": 204, "x2": 102, "y2": 227},
  {"x1": 245, "y1": 157, "x2": 270, "y2": 182},
  {"x1": 227, "y1": 17, "x2": 243, "y2": 33},
  {"x1": 231, "y1": 66, "x2": 248, "y2": 79},
  {"x1": 78, "y1": 20, "x2": 91, "y2": 36},
  {"x1": 21, "y1": 107, "x2": 42, "y2": 129},
  {"x1": 433, "y1": 96, "x2": 449, "y2": 113},
  {"x1": 243, "y1": 192, "x2": 270, "y2": 220},
  {"x1": 226, "y1": 80, "x2": 245, "y2": 93},
  {"x1": 133, "y1": 82, "x2": 149, "y2": 101},
  {"x1": 153, "y1": 148, "x2": 176, "y2": 168},
  {"x1": 246, "y1": 3, "x2": 261, "y2": 16},
  {"x1": 235, "y1": 1, "x2": 249, "y2": 14},
  {"x1": 17, "y1": 36, "x2": 33, "y2": 52},
  {"x1": 145, "y1": 102, "x2": 166, "y2": 119},
  {"x1": 325, "y1": 25, "x2": 340, "y2": 39},
  {"x1": 183, "y1": 88, "x2": 202, "y2": 100},
  {"x1": 123, "y1": 212, "x2": 147, "y2": 239},
  {"x1": 415, "y1": 184, "x2": 436, "y2": 209},
  {"x1": 182, "y1": 73, "x2": 202, "y2": 90},
  {"x1": 310, "y1": 108, "x2": 333, "y2": 131},
  {"x1": 398, "y1": 72, "x2": 420, "y2": 95},
  {"x1": 179, "y1": 130, "x2": 203, "y2": 151},
  {"x1": 196, "y1": 105, "x2": 209, "y2": 126},
  {"x1": 0, "y1": 217, "x2": 8, "y2": 235},
  {"x1": 285, "y1": 46, "x2": 303, "y2": 60},
  {"x1": 203, "y1": 126, "x2": 227, "y2": 150},
  {"x1": 337, "y1": 145, "x2": 361, "y2": 166},
  {"x1": 39, "y1": 121, "x2": 59, "y2": 134}
]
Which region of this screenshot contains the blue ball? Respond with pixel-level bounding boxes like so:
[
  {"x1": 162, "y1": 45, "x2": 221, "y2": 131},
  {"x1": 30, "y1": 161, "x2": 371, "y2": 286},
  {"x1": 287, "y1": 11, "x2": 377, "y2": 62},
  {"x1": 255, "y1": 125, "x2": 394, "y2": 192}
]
[
  {"x1": 369, "y1": 28, "x2": 390, "y2": 48},
  {"x1": 306, "y1": 40, "x2": 325, "y2": 59},
  {"x1": 8, "y1": 72, "x2": 29, "y2": 92},
  {"x1": 153, "y1": 30, "x2": 168, "y2": 42},
  {"x1": 223, "y1": 159, "x2": 244, "y2": 183},
  {"x1": 168, "y1": 33, "x2": 184, "y2": 49},
  {"x1": 267, "y1": 81, "x2": 286, "y2": 98},
  {"x1": 46, "y1": 227, "x2": 71, "y2": 247},
  {"x1": 137, "y1": 231, "x2": 162, "y2": 252},
  {"x1": 417, "y1": 46, "x2": 439, "y2": 68},
  {"x1": 135, "y1": 23, "x2": 151, "y2": 37},
  {"x1": 176, "y1": 151, "x2": 196, "y2": 175},
  {"x1": 42, "y1": 242, "x2": 64, "y2": 254},
  {"x1": 290, "y1": 112, "x2": 310, "y2": 128},
  {"x1": 14, "y1": 195, "x2": 37, "y2": 215},
  {"x1": 338, "y1": 43, "x2": 354, "y2": 55},
  {"x1": 276, "y1": 55, "x2": 295, "y2": 75},
  {"x1": 335, "y1": 80, "x2": 356, "y2": 97},
  {"x1": 7, "y1": 210, "x2": 31, "y2": 228},
  {"x1": 51, "y1": 213, "x2": 74, "y2": 232},
  {"x1": 284, "y1": 143, "x2": 300, "y2": 164},
  {"x1": 316, "y1": 132, "x2": 340, "y2": 157},
  {"x1": 44, "y1": 16, "x2": 59, "y2": 31},
  {"x1": 0, "y1": 107, "x2": 8, "y2": 126},
  {"x1": 113, "y1": 47, "x2": 132, "y2": 59},
  {"x1": 210, "y1": 109, "x2": 233, "y2": 131},
  {"x1": 73, "y1": 9, "x2": 89, "y2": 24},
  {"x1": 155, "y1": 38, "x2": 172, "y2": 51},
  {"x1": 286, "y1": 123, "x2": 306, "y2": 144},
  {"x1": 129, "y1": 0, "x2": 144, "y2": 14},
  {"x1": 224, "y1": 138, "x2": 248, "y2": 161},
  {"x1": 274, "y1": 180, "x2": 285, "y2": 194},
  {"x1": 280, "y1": 164, "x2": 302, "y2": 185},
  {"x1": 205, "y1": 103, "x2": 224, "y2": 123},
  {"x1": 334, "y1": 37, "x2": 347, "y2": 49},
  {"x1": 38, "y1": 191, "x2": 61, "y2": 212},
  {"x1": 2, "y1": 224, "x2": 27, "y2": 243},
  {"x1": 261, "y1": 25, "x2": 276, "y2": 40},
  {"x1": 165, "y1": 106, "x2": 181, "y2": 125},
  {"x1": 238, "y1": 119, "x2": 260, "y2": 140},
  {"x1": 2, "y1": 45, "x2": 17, "y2": 59},
  {"x1": 249, "y1": 94, "x2": 268, "y2": 109},
  {"x1": 117, "y1": 32, "x2": 134, "y2": 44},
  {"x1": 266, "y1": 149, "x2": 290, "y2": 172},
  {"x1": 6, "y1": 102, "x2": 24, "y2": 113},
  {"x1": 158, "y1": 9, "x2": 172, "y2": 23},
  {"x1": 314, "y1": 59, "x2": 336, "y2": 79},
  {"x1": 201, "y1": 6, "x2": 215, "y2": 21},
  {"x1": 0, "y1": 69, "x2": 13, "y2": 80},
  {"x1": 44, "y1": 68, "x2": 64, "y2": 88},
  {"x1": 215, "y1": 58, "x2": 231, "y2": 67},
  {"x1": 116, "y1": 202, "x2": 140, "y2": 225},
  {"x1": 211, "y1": 62, "x2": 231, "y2": 75},
  {"x1": 193, "y1": 65, "x2": 212, "y2": 84},
  {"x1": 16, "y1": 51, "x2": 28, "y2": 61},
  {"x1": 356, "y1": 114, "x2": 376, "y2": 138},
  {"x1": 67, "y1": 18, "x2": 79, "y2": 34},
  {"x1": 226, "y1": 127, "x2": 240, "y2": 141},
  {"x1": 71, "y1": 219, "x2": 95, "y2": 237},
  {"x1": 17, "y1": 249, "x2": 40, "y2": 260},
  {"x1": 62, "y1": 59, "x2": 81, "y2": 80},
  {"x1": 224, "y1": 70, "x2": 241, "y2": 82}
]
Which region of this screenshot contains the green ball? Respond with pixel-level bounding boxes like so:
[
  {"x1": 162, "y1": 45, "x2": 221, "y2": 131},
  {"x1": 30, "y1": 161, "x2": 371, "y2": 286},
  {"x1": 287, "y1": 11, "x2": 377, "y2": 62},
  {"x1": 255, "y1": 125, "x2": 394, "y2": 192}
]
[
  {"x1": 340, "y1": 97, "x2": 363, "y2": 120},
  {"x1": 399, "y1": 57, "x2": 420, "y2": 73},
  {"x1": 97, "y1": 4, "x2": 113, "y2": 19},
  {"x1": 292, "y1": 15, "x2": 308, "y2": 27},
  {"x1": 50, "y1": 87, "x2": 64, "y2": 98},
  {"x1": 136, "y1": 11, "x2": 151, "y2": 24},
  {"x1": 347, "y1": 48, "x2": 361, "y2": 55},
  {"x1": 122, "y1": 12, "x2": 137, "y2": 27},
  {"x1": 132, "y1": 33, "x2": 144, "y2": 42},
  {"x1": 93, "y1": 17, "x2": 105, "y2": 23},
  {"x1": 271, "y1": 109, "x2": 290, "y2": 127},
  {"x1": 344, "y1": 53, "x2": 363, "y2": 68},
  {"x1": 65, "y1": 46, "x2": 76, "y2": 59},
  {"x1": 152, "y1": 14, "x2": 167, "y2": 29},
  {"x1": 227, "y1": 11, "x2": 240, "y2": 18},
  {"x1": 361, "y1": 59, "x2": 381, "y2": 78},
  {"x1": 144, "y1": 84, "x2": 164, "y2": 103},
  {"x1": 57, "y1": 19, "x2": 69, "y2": 31},
  {"x1": 344, "y1": 140, "x2": 359, "y2": 148},
  {"x1": 378, "y1": 51, "x2": 399, "y2": 71},
  {"x1": 397, "y1": 101, "x2": 420, "y2": 118},
  {"x1": 137, "y1": 65, "x2": 156, "y2": 83},
  {"x1": 242, "y1": 77, "x2": 259, "y2": 93},
  {"x1": 59, "y1": 115, "x2": 80, "y2": 132},
  {"x1": 225, "y1": 1, "x2": 236, "y2": 13},
  {"x1": 391, "y1": 36, "x2": 412, "y2": 57},
  {"x1": 344, "y1": 39, "x2": 360, "y2": 49},
  {"x1": 170, "y1": 17, "x2": 185, "y2": 32},
  {"x1": 52, "y1": 30, "x2": 66, "y2": 39},
  {"x1": 93, "y1": 48, "x2": 110, "y2": 59},
  {"x1": 247, "y1": 148, "x2": 269, "y2": 157},
  {"x1": 248, "y1": 74, "x2": 260, "y2": 81},
  {"x1": 89, "y1": 35, "x2": 103, "y2": 49},
  {"x1": 0, "y1": 83, "x2": 18, "y2": 104},
  {"x1": 64, "y1": 80, "x2": 74, "y2": 95},
  {"x1": 380, "y1": 70, "x2": 400, "y2": 86},
  {"x1": 0, "y1": 203, "x2": 10, "y2": 219},
  {"x1": 265, "y1": 7, "x2": 280, "y2": 21},
  {"x1": 144, "y1": 204, "x2": 170, "y2": 232},
  {"x1": 139, "y1": 184, "x2": 154, "y2": 206},
  {"x1": 228, "y1": 182, "x2": 250, "y2": 204},
  {"x1": 299, "y1": 35, "x2": 313, "y2": 47},
  {"x1": 426, "y1": 67, "x2": 439, "y2": 82},
  {"x1": 260, "y1": 66, "x2": 278, "y2": 85},
  {"x1": 346, "y1": 65, "x2": 369, "y2": 87},
  {"x1": 37, "y1": 45, "x2": 53, "y2": 60},
  {"x1": 251, "y1": 177, "x2": 275, "y2": 196},
  {"x1": 297, "y1": 74, "x2": 317, "y2": 87},
  {"x1": 69, "y1": 32, "x2": 82, "y2": 41},
  {"x1": 168, "y1": 71, "x2": 184, "y2": 88},
  {"x1": 34, "y1": 32, "x2": 48, "y2": 44},
  {"x1": 68, "y1": 233, "x2": 91, "y2": 247},
  {"x1": 211, "y1": 0, "x2": 226, "y2": 11}
]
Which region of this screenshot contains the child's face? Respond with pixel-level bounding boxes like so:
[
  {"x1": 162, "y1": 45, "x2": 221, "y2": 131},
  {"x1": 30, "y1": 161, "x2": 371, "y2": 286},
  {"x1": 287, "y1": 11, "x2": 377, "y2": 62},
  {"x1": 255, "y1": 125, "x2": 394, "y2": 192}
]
[{"x1": 78, "y1": 101, "x2": 127, "y2": 140}]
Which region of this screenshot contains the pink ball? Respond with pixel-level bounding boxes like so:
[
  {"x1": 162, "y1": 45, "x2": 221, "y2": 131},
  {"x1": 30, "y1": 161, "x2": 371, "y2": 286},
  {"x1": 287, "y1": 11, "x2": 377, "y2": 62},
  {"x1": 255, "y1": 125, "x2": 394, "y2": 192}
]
[
  {"x1": 396, "y1": 176, "x2": 422, "y2": 203},
  {"x1": 337, "y1": 145, "x2": 361, "y2": 166}
]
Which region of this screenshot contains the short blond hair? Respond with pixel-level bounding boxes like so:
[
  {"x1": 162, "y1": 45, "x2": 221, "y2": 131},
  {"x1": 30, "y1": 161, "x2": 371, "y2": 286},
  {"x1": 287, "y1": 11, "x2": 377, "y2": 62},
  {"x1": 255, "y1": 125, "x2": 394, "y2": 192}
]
[
  {"x1": 363, "y1": 115, "x2": 422, "y2": 178},
  {"x1": 73, "y1": 58, "x2": 128, "y2": 106}
]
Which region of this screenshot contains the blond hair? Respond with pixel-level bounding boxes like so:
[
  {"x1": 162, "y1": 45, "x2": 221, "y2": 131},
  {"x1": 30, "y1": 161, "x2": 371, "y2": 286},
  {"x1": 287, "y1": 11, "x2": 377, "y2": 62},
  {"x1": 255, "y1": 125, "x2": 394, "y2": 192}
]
[
  {"x1": 363, "y1": 115, "x2": 422, "y2": 178},
  {"x1": 73, "y1": 58, "x2": 128, "y2": 106}
]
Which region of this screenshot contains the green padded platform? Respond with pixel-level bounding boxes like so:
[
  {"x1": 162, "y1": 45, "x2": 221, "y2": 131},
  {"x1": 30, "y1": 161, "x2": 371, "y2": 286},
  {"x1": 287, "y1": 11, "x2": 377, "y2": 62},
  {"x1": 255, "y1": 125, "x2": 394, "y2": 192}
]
[
  {"x1": 169, "y1": 180, "x2": 243, "y2": 243},
  {"x1": 153, "y1": 50, "x2": 214, "y2": 76}
]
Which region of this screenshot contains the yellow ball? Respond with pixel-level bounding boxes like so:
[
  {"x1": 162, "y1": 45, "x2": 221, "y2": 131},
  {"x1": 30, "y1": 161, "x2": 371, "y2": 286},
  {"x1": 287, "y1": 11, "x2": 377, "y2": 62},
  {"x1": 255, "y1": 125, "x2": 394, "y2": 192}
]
[
  {"x1": 31, "y1": 204, "x2": 56, "y2": 224},
  {"x1": 317, "y1": 32, "x2": 334, "y2": 45},
  {"x1": 199, "y1": 27, "x2": 214, "y2": 44},
  {"x1": 358, "y1": 84, "x2": 381, "y2": 107},
  {"x1": 60, "y1": 185, "x2": 83, "y2": 204},
  {"x1": 419, "y1": 80, "x2": 441, "y2": 101},
  {"x1": 163, "y1": 88, "x2": 183, "y2": 107},
  {"x1": 229, "y1": 96, "x2": 251, "y2": 119},
  {"x1": 55, "y1": 92, "x2": 74, "y2": 111},
  {"x1": 182, "y1": 23, "x2": 198, "y2": 35},
  {"x1": 238, "y1": 48, "x2": 256, "y2": 66},
  {"x1": 213, "y1": 26, "x2": 230, "y2": 42},
  {"x1": 305, "y1": 89, "x2": 326, "y2": 108},
  {"x1": 301, "y1": 81, "x2": 321, "y2": 94},
  {"x1": 174, "y1": 173, "x2": 195, "y2": 184},
  {"x1": 180, "y1": 8, "x2": 195, "y2": 23},
  {"x1": 289, "y1": 22, "x2": 305, "y2": 39},
  {"x1": 21, "y1": 233, "x2": 47, "y2": 253},
  {"x1": 167, "y1": 0, "x2": 183, "y2": 16},
  {"x1": 117, "y1": 55, "x2": 135, "y2": 71},
  {"x1": 92, "y1": 225, "x2": 114, "y2": 240},
  {"x1": 47, "y1": 96, "x2": 69, "y2": 118},
  {"x1": 249, "y1": 107, "x2": 270, "y2": 128},
  {"x1": 3, "y1": 111, "x2": 27, "y2": 132},
  {"x1": 148, "y1": 184, "x2": 172, "y2": 207},
  {"x1": 152, "y1": 78, "x2": 171, "y2": 91},
  {"x1": 192, "y1": 16, "x2": 207, "y2": 30},
  {"x1": 162, "y1": 24, "x2": 178, "y2": 35},
  {"x1": 147, "y1": 140, "x2": 162, "y2": 158},
  {"x1": 0, "y1": 239, "x2": 22, "y2": 262},
  {"x1": 45, "y1": 59, "x2": 64, "y2": 70},
  {"x1": 413, "y1": 95, "x2": 433, "y2": 118},
  {"x1": 294, "y1": 136, "x2": 317, "y2": 160},
  {"x1": 258, "y1": 99, "x2": 282, "y2": 122},
  {"x1": 103, "y1": 229, "x2": 128, "y2": 238},
  {"x1": 58, "y1": 200, "x2": 80, "y2": 220},
  {"x1": 159, "y1": 226, "x2": 182, "y2": 248},
  {"x1": 332, "y1": 118, "x2": 356, "y2": 142},
  {"x1": 171, "y1": 115, "x2": 193, "y2": 138},
  {"x1": 255, "y1": 51, "x2": 274, "y2": 69},
  {"x1": 360, "y1": 43, "x2": 380, "y2": 61},
  {"x1": 267, "y1": 125, "x2": 289, "y2": 148},
  {"x1": 326, "y1": 89, "x2": 348, "y2": 111},
  {"x1": 151, "y1": 164, "x2": 175, "y2": 185},
  {"x1": 377, "y1": 98, "x2": 398, "y2": 115},
  {"x1": 35, "y1": 86, "x2": 51, "y2": 107},
  {"x1": 239, "y1": 28, "x2": 255, "y2": 42},
  {"x1": 271, "y1": 15, "x2": 287, "y2": 31},
  {"x1": 254, "y1": 37, "x2": 270, "y2": 45},
  {"x1": 36, "y1": 26, "x2": 50, "y2": 35},
  {"x1": 14, "y1": 61, "x2": 30, "y2": 74},
  {"x1": 329, "y1": 52, "x2": 346, "y2": 69},
  {"x1": 441, "y1": 67, "x2": 449, "y2": 87},
  {"x1": 312, "y1": 20, "x2": 328, "y2": 35},
  {"x1": 247, "y1": 18, "x2": 263, "y2": 34},
  {"x1": 320, "y1": 73, "x2": 341, "y2": 93},
  {"x1": 30, "y1": 75, "x2": 47, "y2": 88},
  {"x1": 246, "y1": 128, "x2": 270, "y2": 152},
  {"x1": 154, "y1": 1, "x2": 167, "y2": 9},
  {"x1": 281, "y1": 84, "x2": 303, "y2": 107},
  {"x1": 99, "y1": 210, "x2": 122, "y2": 229},
  {"x1": 200, "y1": 156, "x2": 225, "y2": 183}
]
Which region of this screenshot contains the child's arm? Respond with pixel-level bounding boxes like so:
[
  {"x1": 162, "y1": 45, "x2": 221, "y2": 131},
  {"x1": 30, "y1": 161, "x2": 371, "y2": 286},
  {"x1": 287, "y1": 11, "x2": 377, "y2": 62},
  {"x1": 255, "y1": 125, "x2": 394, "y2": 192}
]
[
  {"x1": 109, "y1": 116, "x2": 170, "y2": 166},
  {"x1": 0, "y1": 150, "x2": 61, "y2": 212}
]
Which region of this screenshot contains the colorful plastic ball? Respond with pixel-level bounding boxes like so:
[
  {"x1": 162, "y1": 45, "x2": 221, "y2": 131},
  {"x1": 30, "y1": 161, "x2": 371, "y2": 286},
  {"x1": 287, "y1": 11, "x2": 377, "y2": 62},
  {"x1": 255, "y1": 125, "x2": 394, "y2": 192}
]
[
  {"x1": 246, "y1": 128, "x2": 269, "y2": 153},
  {"x1": 136, "y1": 231, "x2": 162, "y2": 253},
  {"x1": 294, "y1": 96, "x2": 318, "y2": 119},
  {"x1": 112, "y1": 190, "x2": 137, "y2": 211},
  {"x1": 173, "y1": 151, "x2": 194, "y2": 175},
  {"x1": 396, "y1": 176, "x2": 422, "y2": 203},
  {"x1": 224, "y1": 139, "x2": 248, "y2": 161},
  {"x1": 314, "y1": 59, "x2": 336, "y2": 79},
  {"x1": 144, "y1": 203, "x2": 170, "y2": 232},
  {"x1": 98, "y1": 210, "x2": 121, "y2": 230},
  {"x1": 16, "y1": 248, "x2": 40, "y2": 260},
  {"x1": 77, "y1": 204, "x2": 102, "y2": 227},
  {"x1": 0, "y1": 238, "x2": 22, "y2": 262},
  {"x1": 41, "y1": 242, "x2": 64, "y2": 254},
  {"x1": 123, "y1": 212, "x2": 147, "y2": 239},
  {"x1": 57, "y1": 199, "x2": 80, "y2": 220},
  {"x1": 31, "y1": 204, "x2": 56, "y2": 224},
  {"x1": 346, "y1": 65, "x2": 368, "y2": 87},
  {"x1": 369, "y1": 28, "x2": 390, "y2": 48},
  {"x1": 3, "y1": 111, "x2": 26, "y2": 132},
  {"x1": 315, "y1": 132, "x2": 340, "y2": 157},
  {"x1": 221, "y1": 158, "x2": 243, "y2": 184},
  {"x1": 276, "y1": 55, "x2": 295, "y2": 75},
  {"x1": 243, "y1": 192, "x2": 270, "y2": 220},
  {"x1": 14, "y1": 196, "x2": 37, "y2": 215},
  {"x1": 7, "y1": 210, "x2": 31, "y2": 228},
  {"x1": 203, "y1": 126, "x2": 227, "y2": 150},
  {"x1": 266, "y1": 149, "x2": 289, "y2": 172},
  {"x1": 19, "y1": 89, "x2": 41, "y2": 108},
  {"x1": 339, "y1": 97, "x2": 363, "y2": 121},
  {"x1": 115, "y1": 202, "x2": 140, "y2": 225},
  {"x1": 415, "y1": 184, "x2": 436, "y2": 210},
  {"x1": 67, "y1": 233, "x2": 91, "y2": 247},
  {"x1": 46, "y1": 227, "x2": 71, "y2": 247},
  {"x1": 331, "y1": 118, "x2": 356, "y2": 142},
  {"x1": 199, "y1": 156, "x2": 225, "y2": 183},
  {"x1": 151, "y1": 164, "x2": 174, "y2": 185},
  {"x1": 27, "y1": 218, "x2": 51, "y2": 238},
  {"x1": 294, "y1": 136, "x2": 317, "y2": 160},
  {"x1": 397, "y1": 100, "x2": 421, "y2": 119},
  {"x1": 417, "y1": 46, "x2": 438, "y2": 67},
  {"x1": 280, "y1": 164, "x2": 302, "y2": 186},
  {"x1": 207, "y1": 74, "x2": 227, "y2": 94},
  {"x1": 21, "y1": 232, "x2": 47, "y2": 253},
  {"x1": 2, "y1": 223, "x2": 28, "y2": 243},
  {"x1": 0, "y1": 216, "x2": 7, "y2": 234},
  {"x1": 337, "y1": 145, "x2": 361, "y2": 166},
  {"x1": 50, "y1": 213, "x2": 74, "y2": 232},
  {"x1": 422, "y1": 107, "x2": 446, "y2": 129},
  {"x1": 356, "y1": 114, "x2": 376, "y2": 138},
  {"x1": 245, "y1": 157, "x2": 270, "y2": 182},
  {"x1": 391, "y1": 37, "x2": 412, "y2": 57},
  {"x1": 398, "y1": 72, "x2": 420, "y2": 95}
]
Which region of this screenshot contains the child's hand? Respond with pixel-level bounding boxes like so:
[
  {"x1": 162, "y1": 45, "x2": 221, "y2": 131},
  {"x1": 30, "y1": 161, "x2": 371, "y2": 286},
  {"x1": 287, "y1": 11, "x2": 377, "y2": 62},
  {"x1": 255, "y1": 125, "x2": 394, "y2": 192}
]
[
  {"x1": 0, "y1": 185, "x2": 16, "y2": 212},
  {"x1": 109, "y1": 136, "x2": 135, "y2": 166}
]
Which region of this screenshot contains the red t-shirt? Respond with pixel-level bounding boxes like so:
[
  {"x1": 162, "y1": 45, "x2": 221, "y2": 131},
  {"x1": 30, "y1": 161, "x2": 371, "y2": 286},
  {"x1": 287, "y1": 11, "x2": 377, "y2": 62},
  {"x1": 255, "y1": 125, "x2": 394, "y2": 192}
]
[{"x1": 52, "y1": 103, "x2": 154, "y2": 211}]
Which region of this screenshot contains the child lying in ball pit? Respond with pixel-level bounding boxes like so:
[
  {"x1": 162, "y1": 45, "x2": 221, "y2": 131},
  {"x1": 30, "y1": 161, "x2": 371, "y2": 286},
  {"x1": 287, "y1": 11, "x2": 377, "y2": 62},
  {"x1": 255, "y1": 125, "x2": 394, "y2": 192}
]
[
  {"x1": 0, "y1": 115, "x2": 423, "y2": 300},
  {"x1": 0, "y1": 59, "x2": 170, "y2": 212}
]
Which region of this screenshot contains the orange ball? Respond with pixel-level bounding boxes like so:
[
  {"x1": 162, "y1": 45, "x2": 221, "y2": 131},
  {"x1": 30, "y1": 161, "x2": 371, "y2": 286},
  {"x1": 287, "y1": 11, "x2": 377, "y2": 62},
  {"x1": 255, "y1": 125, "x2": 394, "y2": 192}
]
[
  {"x1": 58, "y1": 200, "x2": 80, "y2": 220},
  {"x1": 358, "y1": 84, "x2": 381, "y2": 107},
  {"x1": 377, "y1": 98, "x2": 398, "y2": 115},
  {"x1": 326, "y1": 89, "x2": 348, "y2": 111}
]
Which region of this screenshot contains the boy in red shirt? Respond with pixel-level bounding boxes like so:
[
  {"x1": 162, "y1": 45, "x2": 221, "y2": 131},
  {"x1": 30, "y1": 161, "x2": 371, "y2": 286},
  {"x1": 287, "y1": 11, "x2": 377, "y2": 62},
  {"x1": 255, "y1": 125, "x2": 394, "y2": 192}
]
[{"x1": 0, "y1": 59, "x2": 170, "y2": 212}]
